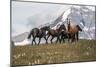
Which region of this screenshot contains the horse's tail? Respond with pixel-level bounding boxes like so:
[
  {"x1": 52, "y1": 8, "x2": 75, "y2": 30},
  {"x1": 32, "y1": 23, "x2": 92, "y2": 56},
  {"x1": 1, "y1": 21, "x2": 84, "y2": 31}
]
[
  {"x1": 76, "y1": 25, "x2": 82, "y2": 31},
  {"x1": 27, "y1": 31, "x2": 32, "y2": 39}
]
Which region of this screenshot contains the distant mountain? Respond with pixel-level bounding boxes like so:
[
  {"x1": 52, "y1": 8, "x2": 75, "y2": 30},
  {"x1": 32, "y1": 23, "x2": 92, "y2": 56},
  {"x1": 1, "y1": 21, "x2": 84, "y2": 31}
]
[
  {"x1": 12, "y1": 32, "x2": 29, "y2": 42},
  {"x1": 68, "y1": 6, "x2": 95, "y2": 39},
  {"x1": 43, "y1": 6, "x2": 96, "y2": 40}
]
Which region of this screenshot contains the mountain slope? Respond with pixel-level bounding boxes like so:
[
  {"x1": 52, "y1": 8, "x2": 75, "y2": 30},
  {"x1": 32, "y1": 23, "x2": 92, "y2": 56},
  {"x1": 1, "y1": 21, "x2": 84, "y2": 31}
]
[{"x1": 12, "y1": 32, "x2": 29, "y2": 42}]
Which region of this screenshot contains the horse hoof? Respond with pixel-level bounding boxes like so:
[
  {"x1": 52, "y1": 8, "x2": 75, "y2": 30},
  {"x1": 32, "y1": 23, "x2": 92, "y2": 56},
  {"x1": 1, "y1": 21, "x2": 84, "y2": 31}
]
[{"x1": 46, "y1": 42, "x2": 48, "y2": 44}]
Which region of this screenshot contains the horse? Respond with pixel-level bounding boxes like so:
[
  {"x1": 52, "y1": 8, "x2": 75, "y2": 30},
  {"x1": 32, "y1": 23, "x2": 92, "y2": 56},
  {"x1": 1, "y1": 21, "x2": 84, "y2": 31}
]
[
  {"x1": 59, "y1": 18, "x2": 82, "y2": 43},
  {"x1": 27, "y1": 26, "x2": 50, "y2": 45},
  {"x1": 59, "y1": 24, "x2": 70, "y2": 43},
  {"x1": 46, "y1": 24, "x2": 67, "y2": 44},
  {"x1": 46, "y1": 28, "x2": 60, "y2": 44},
  {"x1": 66, "y1": 18, "x2": 82, "y2": 42},
  {"x1": 57, "y1": 24, "x2": 69, "y2": 43}
]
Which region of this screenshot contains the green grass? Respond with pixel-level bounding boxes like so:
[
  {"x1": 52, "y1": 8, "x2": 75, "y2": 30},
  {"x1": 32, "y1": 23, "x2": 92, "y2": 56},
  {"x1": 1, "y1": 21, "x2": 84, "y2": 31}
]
[{"x1": 11, "y1": 39, "x2": 96, "y2": 66}]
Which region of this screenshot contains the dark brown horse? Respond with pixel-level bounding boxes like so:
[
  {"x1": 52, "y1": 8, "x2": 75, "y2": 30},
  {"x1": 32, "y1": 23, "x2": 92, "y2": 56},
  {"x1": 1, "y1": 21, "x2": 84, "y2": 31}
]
[
  {"x1": 66, "y1": 18, "x2": 82, "y2": 42},
  {"x1": 46, "y1": 24, "x2": 66, "y2": 43},
  {"x1": 46, "y1": 28, "x2": 60, "y2": 44},
  {"x1": 27, "y1": 26, "x2": 50, "y2": 45},
  {"x1": 57, "y1": 24, "x2": 69, "y2": 43}
]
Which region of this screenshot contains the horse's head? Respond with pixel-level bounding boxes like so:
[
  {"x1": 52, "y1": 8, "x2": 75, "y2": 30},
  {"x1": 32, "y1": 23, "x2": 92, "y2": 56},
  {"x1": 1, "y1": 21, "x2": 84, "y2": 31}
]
[
  {"x1": 76, "y1": 25, "x2": 82, "y2": 31},
  {"x1": 58, "y1": 24, "x2": 66, "y2": 32}
]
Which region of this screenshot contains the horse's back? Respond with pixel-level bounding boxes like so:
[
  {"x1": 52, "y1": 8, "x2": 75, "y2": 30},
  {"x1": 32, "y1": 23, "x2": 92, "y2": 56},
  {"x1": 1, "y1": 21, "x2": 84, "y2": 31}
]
[
  {"x1": 31, "y1": 28, "x2": 39, "y2": 36},
  {"x1": 67, "y1": 23, "x2": 82, "y2": 33},
  {"x1": 47, "y1": 29, "x2": 58, "y2": 36}
]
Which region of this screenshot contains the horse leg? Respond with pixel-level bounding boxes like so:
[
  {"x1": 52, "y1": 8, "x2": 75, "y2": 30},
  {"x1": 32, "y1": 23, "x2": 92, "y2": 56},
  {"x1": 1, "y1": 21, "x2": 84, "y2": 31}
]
[
  {"x1": 59, "y1": 34, "x2": 63, "y2": 43},
  {"x1": 47, "y1": 35, "x2": 50, "y2": 40},
  {"x1": 67, "y1": 33, "x2": 70, "y2": 42},
  {"x1": 51, "y1": 36, "x2": 54, "y2": 44},
  {"x1": 33, "y1": 37, "x2": 37, "y2": 45},
  {"x1": 71, "y1": 37, "x2": 74, "y2": 43},
  {"x1": 44, "y1": 36, "x2": 48, "y2": 44},
  {"x1": 38, "y1": 37, "x2": 41, "y2": 45},
  {"x1": 76, "y1": 32, "x2": 79, "y2": 41},
  {"x1": 32, "y1": 39, "x2": 34, "y2": 45},
  {"x1": 70, "y1": 34, "x2": 73, "y2": 43},
  {"x1": 46, "y1": 35, "x2": 50, "y2": 43},
  {"x1": 56, "y1": 36, "x2": 59, "y2": 43},
  {"x1": 58, "y1": 33, "x2": 62, "y2": 43},
  {"x1": 62, "y1": 35, "x2": 65, "y2": 43},
  {"x1": 58, "y1": 36, "x2": 63, "y2": 43},
  {"x1": 32, "y1": 36, "x2": 36, "y2": 45},
  {"x1": 71, "y1": 34, "x2": 75, "y2": 43},
  {"x1": 61, "y1": 33, "x2": 66, "y2": 43},
  {"x1": 32, "y1": 37, "x2": 36, "y2": 45}
]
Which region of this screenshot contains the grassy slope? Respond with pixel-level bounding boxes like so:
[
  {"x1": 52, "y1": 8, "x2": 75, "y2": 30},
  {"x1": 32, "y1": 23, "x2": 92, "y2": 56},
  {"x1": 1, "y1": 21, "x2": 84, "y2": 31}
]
[{"x1": 12, "y1": 39, "x2": 96, "y2": 66}]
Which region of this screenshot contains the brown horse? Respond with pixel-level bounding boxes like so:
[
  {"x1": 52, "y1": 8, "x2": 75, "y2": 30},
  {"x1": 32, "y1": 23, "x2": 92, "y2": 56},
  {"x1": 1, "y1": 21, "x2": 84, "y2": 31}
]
[
  {"x1": 66, "y1": 18, "x2": 82, "y2": 42},
  {"x1": 46, "y1": 28, "x2": 61, "y2": 43},
  {"x1": 27, "y1": 26, "x2": 50, "y2": 45},
  {"x1": 46, "y1": 24, "x2": 66, "y2": 43}
]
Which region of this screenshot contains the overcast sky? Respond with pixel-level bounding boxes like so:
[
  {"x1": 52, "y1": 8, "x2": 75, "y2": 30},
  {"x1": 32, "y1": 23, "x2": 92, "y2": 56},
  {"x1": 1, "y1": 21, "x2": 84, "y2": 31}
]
[{"x1": 12, "y1": 1, "x2": 72, "y2": 36}]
